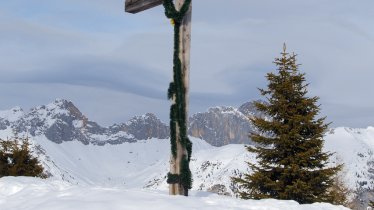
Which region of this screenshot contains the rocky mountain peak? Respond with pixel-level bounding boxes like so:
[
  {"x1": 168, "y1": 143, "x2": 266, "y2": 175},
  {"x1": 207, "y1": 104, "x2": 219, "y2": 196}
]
[
  {"x1": 114, "y1": 113, "x2": 169, "y2": 140},
  {"x1": 0, "y1": 99, "x2": 169, "y2": 145},
  {"x1": 51, "y1": 98, "x2": 71, "y2": 107},
  {"x1": 0, "y1": 99, "x2": 264, "y2": 147},
  {"x1": 10, "y1": 106, "x2": 23, "y2": 113},
  {"x1": 206, "y1": 106, "x2": 243, "y2": 116},
  {"x1": 188, "y1": 104, "x2": 256, "y2": 147},
  {"x1": 126, "y1": 113, "x2": 160, "y2": 125},
  {"x1": 38, "y1": 98, "x2": 85, "y2": 119},
  {"x1": 238, "y1": 100, "x2": 266, "y2": 118}
]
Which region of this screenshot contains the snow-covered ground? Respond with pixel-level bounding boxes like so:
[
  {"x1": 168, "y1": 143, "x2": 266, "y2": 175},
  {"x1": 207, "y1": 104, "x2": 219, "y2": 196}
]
[
  {"x1": 29, "y1": 135, "x2": 250, "y2": 195},
  {"x1": 0, "y1": 177, "x2": 349, "y2": 210}
]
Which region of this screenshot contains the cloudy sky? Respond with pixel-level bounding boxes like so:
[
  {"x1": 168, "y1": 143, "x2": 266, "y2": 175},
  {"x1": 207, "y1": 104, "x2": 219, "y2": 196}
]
[{"x1": 0, "y1": 0, "x2": 373, "y2": 128}]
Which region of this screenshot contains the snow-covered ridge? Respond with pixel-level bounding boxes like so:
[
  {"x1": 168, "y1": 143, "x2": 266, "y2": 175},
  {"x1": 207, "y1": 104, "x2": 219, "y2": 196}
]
[
  {"x1": 0, "y1": 99, "x2": 169, "y2": 145},
  {"x1": 0, "y1": 106, "x2": 24, "y2": 122},
  {"x1": 207, "y1": 106, "x2": 247, "y2": 117},
  {"x1": 0, "y1": 99, "x2": 265, "y2": 147}
]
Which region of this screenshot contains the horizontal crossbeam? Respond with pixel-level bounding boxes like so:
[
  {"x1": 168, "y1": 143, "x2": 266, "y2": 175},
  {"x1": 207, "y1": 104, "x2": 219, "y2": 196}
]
[{"x1": 125, "y1": 0, "x2": 164, "y2": 14}]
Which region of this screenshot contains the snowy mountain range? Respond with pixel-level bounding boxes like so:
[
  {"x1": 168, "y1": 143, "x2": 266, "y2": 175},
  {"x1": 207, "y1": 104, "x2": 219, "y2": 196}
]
[
  {"x1": 0, "y1": 99, "x2": 259, "y2": 190},
  {"x1": 0, "y1": 98, "x2": 259, "y2": 147},
  {"x1": 0, "y1": 99, "x2": 168, "y2": 145},
  {"x1": 0, "y1": 99, "x2": 373, "y2": 209}
]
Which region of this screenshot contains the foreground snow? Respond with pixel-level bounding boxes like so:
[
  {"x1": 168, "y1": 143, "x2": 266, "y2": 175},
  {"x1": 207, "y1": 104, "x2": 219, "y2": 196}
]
[{"x1": 0, "y1": 177, "x2": 348, "y2": 210}]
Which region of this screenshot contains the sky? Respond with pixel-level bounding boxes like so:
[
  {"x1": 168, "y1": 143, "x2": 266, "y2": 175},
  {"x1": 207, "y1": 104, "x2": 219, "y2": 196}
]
[{"x1": 0, "y1": 0, "x2": 373, "y2": 128}]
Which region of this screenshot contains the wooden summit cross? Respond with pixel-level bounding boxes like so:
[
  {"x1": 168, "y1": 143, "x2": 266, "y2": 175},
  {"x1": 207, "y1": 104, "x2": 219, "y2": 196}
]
[{"x1": 125, "y1": 0, "x2": 192, "y2": 196}]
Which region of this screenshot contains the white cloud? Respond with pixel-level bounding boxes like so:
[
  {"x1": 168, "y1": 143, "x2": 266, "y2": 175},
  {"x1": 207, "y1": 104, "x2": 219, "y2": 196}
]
[{"x1": 0, "y1": 0, "x2": 373, "y2": 127}]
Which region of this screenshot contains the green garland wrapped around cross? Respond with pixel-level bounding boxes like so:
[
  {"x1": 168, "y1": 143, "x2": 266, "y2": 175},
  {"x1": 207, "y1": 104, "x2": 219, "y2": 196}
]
[{"x1": 125, "y1": 0, "x2": 192, "y2": 196}]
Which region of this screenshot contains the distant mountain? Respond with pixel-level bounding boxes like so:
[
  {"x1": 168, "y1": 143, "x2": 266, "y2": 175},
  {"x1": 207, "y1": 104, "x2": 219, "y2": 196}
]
[
  {"x1": 0, "y1": 99, "x2": 168, "y2": 145},
  {"x1": 188, "y1": 100, "x2": 265, "y2": 146},
  {"x1": 188, "y1": 106, "x2": 252, "y2": 146},
  {"x1": 110, "y1": 113, "x2": 169, "y2": 141},
  {"x1": 0, "y1": 99, "x2": 264, "y2": 147}
]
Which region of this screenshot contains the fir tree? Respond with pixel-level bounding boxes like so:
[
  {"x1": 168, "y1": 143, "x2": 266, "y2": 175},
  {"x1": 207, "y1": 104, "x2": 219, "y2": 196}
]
[
  {"x1": 0, "y1": 136, "x2": 45, "y2": 178},
  {"x1": 0, "y1": 139, "x2": 11, "y2": 176},
  {"x1": 233, "y1": 45, "x2": 341, "y2": 204}
]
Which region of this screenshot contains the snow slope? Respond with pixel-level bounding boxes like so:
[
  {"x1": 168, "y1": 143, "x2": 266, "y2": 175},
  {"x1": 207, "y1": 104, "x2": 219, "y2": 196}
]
[
  {"x1": 31, "y1": 126, "x2": 374, "y2": 194},
  {"x1": 0, "y1": 177, "x2": 349, "y2": 210},
  {"x1": 30, "y1": 135, "x2": 249, "y2": 195},
  {"x1": 324, "y1": 127, "x2": 374, "y2": 191}
]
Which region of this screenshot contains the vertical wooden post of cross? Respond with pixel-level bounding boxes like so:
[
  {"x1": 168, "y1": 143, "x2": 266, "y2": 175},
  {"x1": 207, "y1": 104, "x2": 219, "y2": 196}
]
[{"x1": 125, "y1": 0, "x2": 192, "y2": 196}]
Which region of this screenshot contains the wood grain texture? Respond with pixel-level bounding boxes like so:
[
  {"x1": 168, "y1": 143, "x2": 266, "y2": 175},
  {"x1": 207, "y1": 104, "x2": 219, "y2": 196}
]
[{"x1": 125, "y1": 0, "x2": 163, "y2": 14}]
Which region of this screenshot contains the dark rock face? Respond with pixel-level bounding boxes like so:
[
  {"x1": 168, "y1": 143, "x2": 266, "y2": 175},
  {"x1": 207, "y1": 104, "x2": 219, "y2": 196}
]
[
  {"x1": 188, "y1": 101, "x2": 265, "y2": 147},
  {"x1": 188, "y1": 106, "x2": 253, "y2": 146},
  {"x1": 0, "y1": 119, "x2": 10, "y2": 130}
]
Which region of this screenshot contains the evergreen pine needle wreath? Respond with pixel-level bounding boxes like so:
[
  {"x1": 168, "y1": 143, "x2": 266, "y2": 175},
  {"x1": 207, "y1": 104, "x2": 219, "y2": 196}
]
[{"x1": 163, "y1": 0, "x2": 193, "y2": 190}]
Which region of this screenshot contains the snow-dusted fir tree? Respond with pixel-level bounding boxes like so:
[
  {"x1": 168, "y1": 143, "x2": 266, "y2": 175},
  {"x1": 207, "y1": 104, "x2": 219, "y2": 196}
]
[
  {"x1": 0, "y1": 136, "x2": 44, "y2": 178},
  {"x1": 233, "y1": 45, "x2": 340, "y2": 204}
]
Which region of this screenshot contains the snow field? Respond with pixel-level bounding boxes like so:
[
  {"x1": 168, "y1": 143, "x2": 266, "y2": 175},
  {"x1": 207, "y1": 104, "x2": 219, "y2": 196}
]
[{"x1": 0, "y1": 177, "x2": 349, "y2": 210}]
